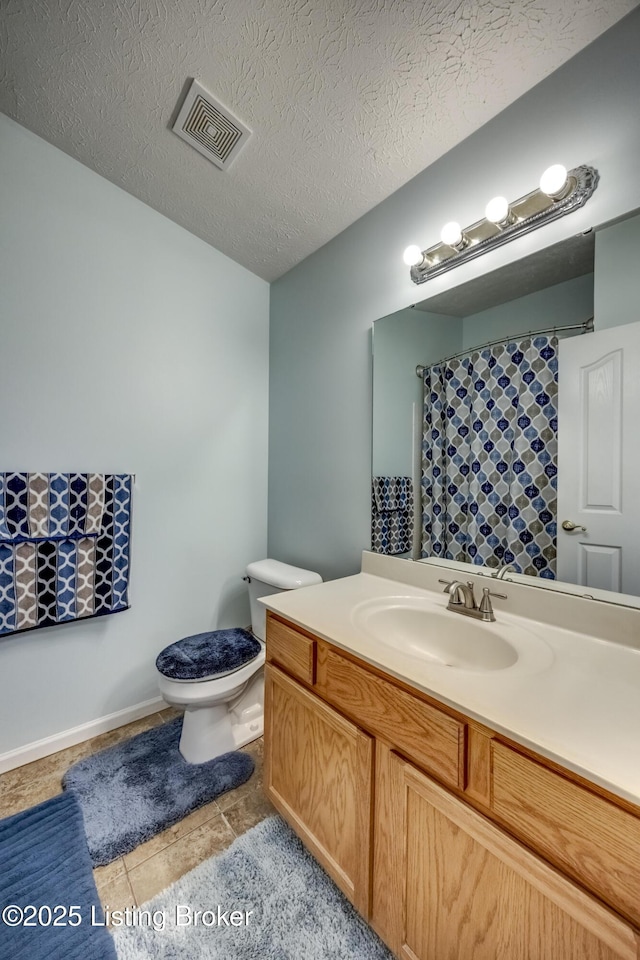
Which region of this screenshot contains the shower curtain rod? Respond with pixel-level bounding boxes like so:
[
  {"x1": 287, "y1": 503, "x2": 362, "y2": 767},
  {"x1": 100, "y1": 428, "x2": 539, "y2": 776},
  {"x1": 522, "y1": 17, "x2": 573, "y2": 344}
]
[{"x1": 415, "y1": 316, "x2": 594, "y2": 378}]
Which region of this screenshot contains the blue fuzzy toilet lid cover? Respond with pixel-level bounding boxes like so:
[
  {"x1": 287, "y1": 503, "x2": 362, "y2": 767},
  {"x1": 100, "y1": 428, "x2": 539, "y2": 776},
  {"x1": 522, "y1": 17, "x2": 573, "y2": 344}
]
[{"x1": 156, "y1": 628, "x2": 262, "y2": 681}]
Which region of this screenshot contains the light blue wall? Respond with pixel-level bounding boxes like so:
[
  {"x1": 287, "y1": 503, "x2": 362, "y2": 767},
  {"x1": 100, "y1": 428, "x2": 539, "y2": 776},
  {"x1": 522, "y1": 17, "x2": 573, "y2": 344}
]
[
  {"x1": 269, "y1": 8, "x2": 640, "y2": 581},
  {"x1": 462, "y1": 274, "x2": 594, "y2": 348},
  {"x1": 372, "y1": 309, "x2": 460, "y2": 477},
  {"x1": 594, "y1": 212, "x2": 640, "y2": 329},
  {"x1": 0, "y1": 115, "x2": 269, "y2": 755}
]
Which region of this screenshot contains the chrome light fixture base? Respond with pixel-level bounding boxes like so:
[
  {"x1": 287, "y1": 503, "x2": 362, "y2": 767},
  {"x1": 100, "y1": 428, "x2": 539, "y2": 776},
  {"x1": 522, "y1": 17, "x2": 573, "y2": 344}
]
[{"x1": 409, "y1": 165, "x2": 599, "y2": 285}]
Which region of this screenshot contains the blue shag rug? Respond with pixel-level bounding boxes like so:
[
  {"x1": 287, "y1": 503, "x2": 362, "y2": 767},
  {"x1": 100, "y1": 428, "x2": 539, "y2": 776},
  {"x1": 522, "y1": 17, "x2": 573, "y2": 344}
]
[
  {"x1": 113, "y1": 816, "x2": 393, "y2": 960},
  {"x1": 0, "y1": 791, "x2": 117, "y2": 960},
  {"x1": 62, "y1": 718, "x2": 254, "y2": 867}
]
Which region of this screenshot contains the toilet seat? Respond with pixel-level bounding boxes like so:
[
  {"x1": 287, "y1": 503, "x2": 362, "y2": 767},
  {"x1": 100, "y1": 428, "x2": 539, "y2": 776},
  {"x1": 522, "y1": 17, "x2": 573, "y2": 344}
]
[
  {"x1": 156, "y1": 628, "x2": 262, "y2": 682},
  {"x1": 157, "y1": 644, "x2": 265, "y2": 706}
]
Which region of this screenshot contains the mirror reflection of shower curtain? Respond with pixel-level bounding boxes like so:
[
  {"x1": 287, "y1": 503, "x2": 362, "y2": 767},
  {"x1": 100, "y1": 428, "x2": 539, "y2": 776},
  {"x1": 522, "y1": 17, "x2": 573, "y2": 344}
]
[{"x1": 421, "y1": 336, "x2": 558, "y2": 578}]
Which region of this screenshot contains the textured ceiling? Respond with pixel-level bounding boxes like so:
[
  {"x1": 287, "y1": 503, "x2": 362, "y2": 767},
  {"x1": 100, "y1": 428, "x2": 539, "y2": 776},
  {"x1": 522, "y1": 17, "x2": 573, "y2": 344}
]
[{"x1": 0, "y1": 1, "x2": 636, "y2": 281}]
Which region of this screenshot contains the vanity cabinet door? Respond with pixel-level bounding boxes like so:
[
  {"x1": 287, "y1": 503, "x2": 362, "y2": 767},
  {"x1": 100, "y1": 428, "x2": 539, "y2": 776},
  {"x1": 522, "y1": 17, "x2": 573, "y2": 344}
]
[
  {"x1": 490, "y1": 741, "x2": 640, "y2": 926},
  {"x1": 264, "y1": 663, "x2": 373, "y2": 917},
  {"x1": 389, "y1": 754, "x2": 637, "y2": 960}
]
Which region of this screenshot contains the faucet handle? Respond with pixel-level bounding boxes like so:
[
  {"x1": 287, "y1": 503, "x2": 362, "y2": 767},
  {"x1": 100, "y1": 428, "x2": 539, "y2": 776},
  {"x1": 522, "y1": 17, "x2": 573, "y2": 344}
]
[
  {"x1": 478, "y1": 586, "x2": 507, "y2": 622},
  {"x1": 483, "y1": 587, "x2": 507, "y2": 599},
  {"x1": 438, "y1": 578, "x2": 458, "y2": 593}
]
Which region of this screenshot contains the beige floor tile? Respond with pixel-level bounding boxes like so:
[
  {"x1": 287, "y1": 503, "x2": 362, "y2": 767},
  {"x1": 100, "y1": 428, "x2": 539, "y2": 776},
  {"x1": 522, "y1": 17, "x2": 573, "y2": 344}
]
[
  {"x1": 242, "y1": 736, "x2": 264, "y2": 764},
  {"x1": 0, "y1": 739, "x2": 96, "y2": 799},
  {"x1": 216, "y1": 761, "x2": 263, "y2": 813},
  {"x1": 127, "y1": 814, "x2": 235, "y2": 904},
  {"x1": 93, "y1": 857, "x2": 126, "y2": 889},
  {"x1": 89, "y1": 713, "x2": 164, "y2": 753},
  {"x1": 123, "y1": 799, "x2": 221, "y2": 870},
  {"x1": 0, "y1": 772, "x2": 62, "y2": 818},
  {"x1": 159, "y1": 706, "x2": 183, "y2": 722},
  {"x1": 223, "y1": 788, "x2": 275, "y2": 836},
  {"x1": 96, "y1": 870, "x2": 137, "y2": 914}
]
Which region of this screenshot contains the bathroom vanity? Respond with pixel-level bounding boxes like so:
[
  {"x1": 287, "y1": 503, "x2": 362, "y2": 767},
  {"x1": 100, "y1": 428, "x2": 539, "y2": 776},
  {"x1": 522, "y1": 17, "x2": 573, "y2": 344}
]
[{"x1": 262, "y1": 553, "x2": 640, "y2": 960}]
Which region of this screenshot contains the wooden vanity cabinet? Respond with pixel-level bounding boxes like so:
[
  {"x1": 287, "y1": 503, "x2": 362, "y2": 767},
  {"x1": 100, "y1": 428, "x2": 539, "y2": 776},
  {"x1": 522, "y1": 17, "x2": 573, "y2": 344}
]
[
  {"x1": 263, "y1": 662, "x2": 373, "y2": 915},
  {"x1": 264, "y1": 613, "x2": 640, "y2": 959},
  {"x1": 388, "y1": 754, "x2": 638, "y2": 960}
]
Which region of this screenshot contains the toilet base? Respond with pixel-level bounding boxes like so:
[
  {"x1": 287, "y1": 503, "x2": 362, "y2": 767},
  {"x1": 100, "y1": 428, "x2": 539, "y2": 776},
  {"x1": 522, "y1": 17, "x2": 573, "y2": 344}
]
[
  {"x1": 178, "y1": 705, "x2": 264, "y2": 764},
  {"x1": 177, "y1": 668, "x2": 264, "y2": 764},
  {"x1": 230, "y1": 712, "x2": 264, "y2": 750},
  {"x1": 229, "y1": 669, "x2": 264, "y2": 749}
]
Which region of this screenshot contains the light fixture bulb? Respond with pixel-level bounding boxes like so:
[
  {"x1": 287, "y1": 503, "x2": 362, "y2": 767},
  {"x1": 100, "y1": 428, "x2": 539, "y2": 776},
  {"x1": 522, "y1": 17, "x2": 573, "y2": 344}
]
[
  {"x1": 440, "y1": 221, "x2": 463, "y2": 247},
  {"x1": 403, "y1": 245, "x2": 424, "y2": 267},
  {"x1": 539, "y1": 164, "x2": 568, "y2": 197},
  {"x1": 485, "y1": 196, "x2": 510, "y2": 225}
]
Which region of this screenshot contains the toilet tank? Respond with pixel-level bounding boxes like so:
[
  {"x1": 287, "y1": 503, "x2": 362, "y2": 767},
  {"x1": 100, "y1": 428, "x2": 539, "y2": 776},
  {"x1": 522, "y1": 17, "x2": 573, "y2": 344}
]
[{"x1": 245, "y1": 559, "x2": 322, "y2": 641}]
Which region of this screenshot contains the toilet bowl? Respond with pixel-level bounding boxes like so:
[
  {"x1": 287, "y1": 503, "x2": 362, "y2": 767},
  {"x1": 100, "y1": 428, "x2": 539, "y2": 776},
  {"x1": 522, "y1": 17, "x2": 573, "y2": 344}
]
[{"x1": 156, "y1": 559, "x2": 322, "y2": 764}]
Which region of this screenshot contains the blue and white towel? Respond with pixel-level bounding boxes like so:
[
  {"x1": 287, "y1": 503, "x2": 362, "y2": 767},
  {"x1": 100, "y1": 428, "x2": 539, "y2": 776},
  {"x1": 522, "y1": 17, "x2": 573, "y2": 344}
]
[
  {"x1": 0, "y1": 473, "x2": 132, "y2": 636},
  {"x1": 371, "y1": 476, "x2": 413, "y2": 555}
]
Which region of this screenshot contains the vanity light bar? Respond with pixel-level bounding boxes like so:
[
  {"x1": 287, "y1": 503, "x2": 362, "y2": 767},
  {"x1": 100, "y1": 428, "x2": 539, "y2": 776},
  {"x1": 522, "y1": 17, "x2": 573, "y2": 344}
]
[{"x1": 404, "y1": 164, "x2": 599, "y2": 285}]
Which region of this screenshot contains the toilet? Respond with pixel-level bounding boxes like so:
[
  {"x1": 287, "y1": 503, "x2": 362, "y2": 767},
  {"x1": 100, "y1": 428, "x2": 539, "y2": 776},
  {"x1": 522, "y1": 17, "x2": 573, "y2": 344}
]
[{"x1": 156, "y1": 559, "x2": 322, "y2": 763}]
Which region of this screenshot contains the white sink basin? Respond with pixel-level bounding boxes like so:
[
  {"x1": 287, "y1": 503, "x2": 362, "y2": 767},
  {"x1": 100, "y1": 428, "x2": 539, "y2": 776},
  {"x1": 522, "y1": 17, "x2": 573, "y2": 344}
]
[{"x1": 351, "y1": 595, "x2": 553, "y2": 674}]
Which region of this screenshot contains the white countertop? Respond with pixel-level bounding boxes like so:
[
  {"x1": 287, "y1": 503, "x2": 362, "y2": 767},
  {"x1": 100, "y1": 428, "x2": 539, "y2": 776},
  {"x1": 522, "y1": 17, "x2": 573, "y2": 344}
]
[{"x1": 262, "y1": 555, "x2": 640, "y2": 806}]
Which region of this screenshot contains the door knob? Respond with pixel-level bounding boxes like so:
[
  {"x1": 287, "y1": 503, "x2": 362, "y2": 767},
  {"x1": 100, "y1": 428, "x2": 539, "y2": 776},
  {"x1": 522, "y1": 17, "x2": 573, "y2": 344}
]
[{"x1": 561, "y1": 520, "x2": 587, "y2": 532}]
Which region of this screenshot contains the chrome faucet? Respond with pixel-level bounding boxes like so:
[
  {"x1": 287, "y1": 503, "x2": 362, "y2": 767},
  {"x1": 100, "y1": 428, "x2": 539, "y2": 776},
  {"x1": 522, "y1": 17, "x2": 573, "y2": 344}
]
[
  {"x1": 438, "y1": 579, "x2": 506, "y2": 623},
  {"x1": 492, "y1": 563, "x2": 515, "y2": 580}
]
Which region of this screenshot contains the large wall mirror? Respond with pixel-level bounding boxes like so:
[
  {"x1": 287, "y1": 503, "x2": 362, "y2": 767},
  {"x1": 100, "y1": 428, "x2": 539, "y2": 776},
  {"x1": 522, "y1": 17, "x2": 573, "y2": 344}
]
[{"x1": 372, "y1": 207, "x2": 640, "y2": 606}]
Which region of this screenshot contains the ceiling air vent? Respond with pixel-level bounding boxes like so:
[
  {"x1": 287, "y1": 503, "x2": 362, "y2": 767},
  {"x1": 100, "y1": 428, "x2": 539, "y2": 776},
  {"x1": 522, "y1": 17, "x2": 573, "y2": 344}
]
[{"x1": 172, "y1": 80, "x2": 252, "y2": 170}]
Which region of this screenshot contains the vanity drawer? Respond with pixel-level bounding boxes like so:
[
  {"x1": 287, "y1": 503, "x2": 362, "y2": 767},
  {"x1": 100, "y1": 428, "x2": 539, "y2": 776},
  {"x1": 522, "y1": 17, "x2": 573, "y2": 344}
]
[
  {"x1": 491, "y1": 741, "x2": 640, "y2": 925},
  {"x1": 323, "y1": 649, "x2": 465, "y2": 789},
  {"x1": 266, "y1": 615, "x2": 316, "y2": 685}
]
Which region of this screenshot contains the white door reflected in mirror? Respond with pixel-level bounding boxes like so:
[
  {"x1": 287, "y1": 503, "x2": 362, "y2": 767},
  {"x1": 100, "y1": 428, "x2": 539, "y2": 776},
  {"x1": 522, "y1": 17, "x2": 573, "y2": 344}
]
[{"x1": 557, "y1": 321, "x2": 640, "y2": 595}]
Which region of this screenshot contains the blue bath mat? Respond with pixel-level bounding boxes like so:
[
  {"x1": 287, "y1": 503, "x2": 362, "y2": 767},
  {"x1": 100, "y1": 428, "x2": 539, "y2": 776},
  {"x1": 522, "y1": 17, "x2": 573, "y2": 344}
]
[
  {"x1": 0, "y1": 791, "x2": 117, "y2": 960},
  {"x1": 114, "y1": 816, "x2": 393, "y2": 960},
  {"x1": 62, "y1": 718, "x2": 254, "y2": 867}
]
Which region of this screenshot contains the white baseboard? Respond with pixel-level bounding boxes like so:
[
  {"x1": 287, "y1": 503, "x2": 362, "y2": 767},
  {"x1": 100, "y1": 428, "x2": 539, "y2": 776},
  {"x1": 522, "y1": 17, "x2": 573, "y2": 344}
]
[{"x1": 0, "y1": 696, "x2": 166, "y2": 774}]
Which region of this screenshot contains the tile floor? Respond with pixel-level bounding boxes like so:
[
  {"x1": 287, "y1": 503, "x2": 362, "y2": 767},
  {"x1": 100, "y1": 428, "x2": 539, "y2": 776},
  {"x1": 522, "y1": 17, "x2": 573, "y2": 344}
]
[{"x1": 0, "y1": 708, "x2": 275, "y2": 911}]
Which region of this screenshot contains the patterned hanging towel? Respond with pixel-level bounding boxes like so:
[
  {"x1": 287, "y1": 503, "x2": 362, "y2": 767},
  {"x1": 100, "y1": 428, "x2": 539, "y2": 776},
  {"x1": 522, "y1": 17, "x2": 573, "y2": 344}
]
[
  {"x1": 0, "y1": 473, "x2": 132, "y2": 636},
  {"x1": 371, "y1": 476, "x2": 413, "y2": 555}
]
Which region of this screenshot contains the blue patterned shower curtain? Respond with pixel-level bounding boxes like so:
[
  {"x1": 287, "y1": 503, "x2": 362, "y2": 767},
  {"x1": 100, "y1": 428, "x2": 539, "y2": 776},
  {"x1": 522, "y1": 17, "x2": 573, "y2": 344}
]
[{"x1": 421, "y1": 336, "x2": 558, "y2": 578}]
